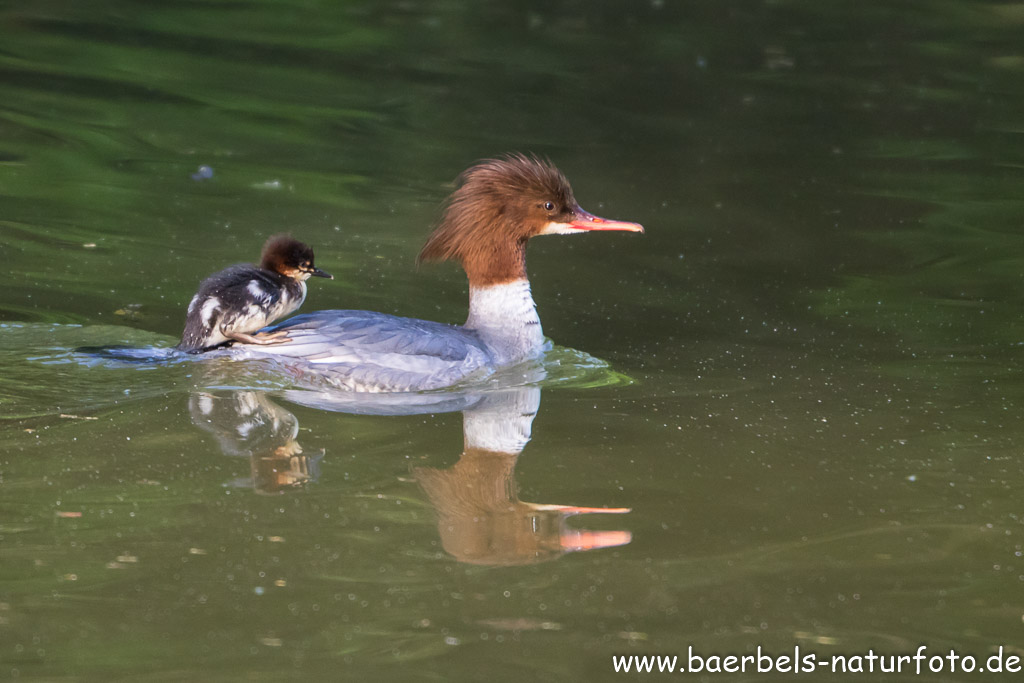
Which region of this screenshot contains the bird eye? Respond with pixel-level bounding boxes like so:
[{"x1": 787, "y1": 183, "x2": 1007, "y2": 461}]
[{"x1": 543, "y1": 201, "x2": 556, "y2": 212}]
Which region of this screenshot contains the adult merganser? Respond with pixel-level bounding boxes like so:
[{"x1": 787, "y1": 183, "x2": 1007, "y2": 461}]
[
  {"x1": 228, "y1": 154, "x2": 642, "y2": 391},
  {"x1": 178, "y1": 235, "x2": 332, "y2": 353}
]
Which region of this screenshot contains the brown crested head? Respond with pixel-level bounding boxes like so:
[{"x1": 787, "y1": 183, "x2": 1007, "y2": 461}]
[
  {"x1": 418, "y1": 154, "x2": 643, "y2": 287},
  {"x1": 260, "y1": 235, "x2": 333, "y2": 281}
]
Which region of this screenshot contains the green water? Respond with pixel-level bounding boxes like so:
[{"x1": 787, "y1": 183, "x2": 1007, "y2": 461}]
[{"x1": 4, "y1": 1, "x2": 1024, "y2": 680}]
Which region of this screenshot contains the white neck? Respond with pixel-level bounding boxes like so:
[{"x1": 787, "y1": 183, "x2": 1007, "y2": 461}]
[{"x1": 464, "y1": 279, "x2": 544, "y2": 366}]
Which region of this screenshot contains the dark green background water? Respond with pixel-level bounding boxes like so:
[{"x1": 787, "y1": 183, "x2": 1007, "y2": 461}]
[{"x1": 3, "y1": 1, "x2": 1024, "y2": 680}]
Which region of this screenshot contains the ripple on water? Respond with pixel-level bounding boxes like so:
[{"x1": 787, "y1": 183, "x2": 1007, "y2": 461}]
[{"x1": 1, "y1": 322, "x2": 633, "y2": 419}]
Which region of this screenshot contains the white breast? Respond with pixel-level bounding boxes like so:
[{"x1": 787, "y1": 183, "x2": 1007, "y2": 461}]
[{"x1": 464, "y1": 280, "x2": 544, "y2": 366}]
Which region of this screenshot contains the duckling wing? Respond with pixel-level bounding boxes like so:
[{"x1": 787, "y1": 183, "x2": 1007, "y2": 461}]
[
  {"x1": 196, "y1": 266, "x2": 284, "y2": 305},
  {"x1": 227, "y1": 310, "x2": 494, "y2": 392}
]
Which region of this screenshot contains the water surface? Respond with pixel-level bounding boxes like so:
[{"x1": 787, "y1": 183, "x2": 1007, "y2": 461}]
[{"x1": 3, "y1": 1, "x2": 1024, "y2": 680}]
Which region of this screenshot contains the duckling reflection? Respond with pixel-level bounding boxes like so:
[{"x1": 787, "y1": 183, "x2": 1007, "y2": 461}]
[
  {"x1": 188, "y1": 391, "x2": 323, "y2": 494},
  {"x1": 412, "y1": 387, "x2": 632, "y2": 566}
]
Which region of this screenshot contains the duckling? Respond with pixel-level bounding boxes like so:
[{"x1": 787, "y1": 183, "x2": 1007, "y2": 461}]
[{"x1": 178, "y1": 235, "x2": 332, "y2": 353}]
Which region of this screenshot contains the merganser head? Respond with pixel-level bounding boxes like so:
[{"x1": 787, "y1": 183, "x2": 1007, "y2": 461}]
[
  {"x1": 418, "y1": 154, "x2": 643, "y2": 286},
  {"x1": 260, "y1": 235, "x2": 333, "y2": 281}
]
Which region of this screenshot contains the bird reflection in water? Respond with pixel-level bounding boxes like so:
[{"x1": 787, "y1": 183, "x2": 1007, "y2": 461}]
[
  {"x1": 191, "y1": 383, "x2": 631, "y2": 565},
  {"x1": 413, "y1": 387, "x2": 631, "y2": 566},
  {"x1": 188, "y1": 391, "x2": 323, "y2": 494}
]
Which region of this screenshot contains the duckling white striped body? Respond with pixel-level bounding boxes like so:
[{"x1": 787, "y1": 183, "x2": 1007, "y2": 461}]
[
  {"x1": 178, "y1": 235, "x2": 331, "y2": 353},
  {"x1": 180, "y1": 266, "x2": 307, "y2": 352}
]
